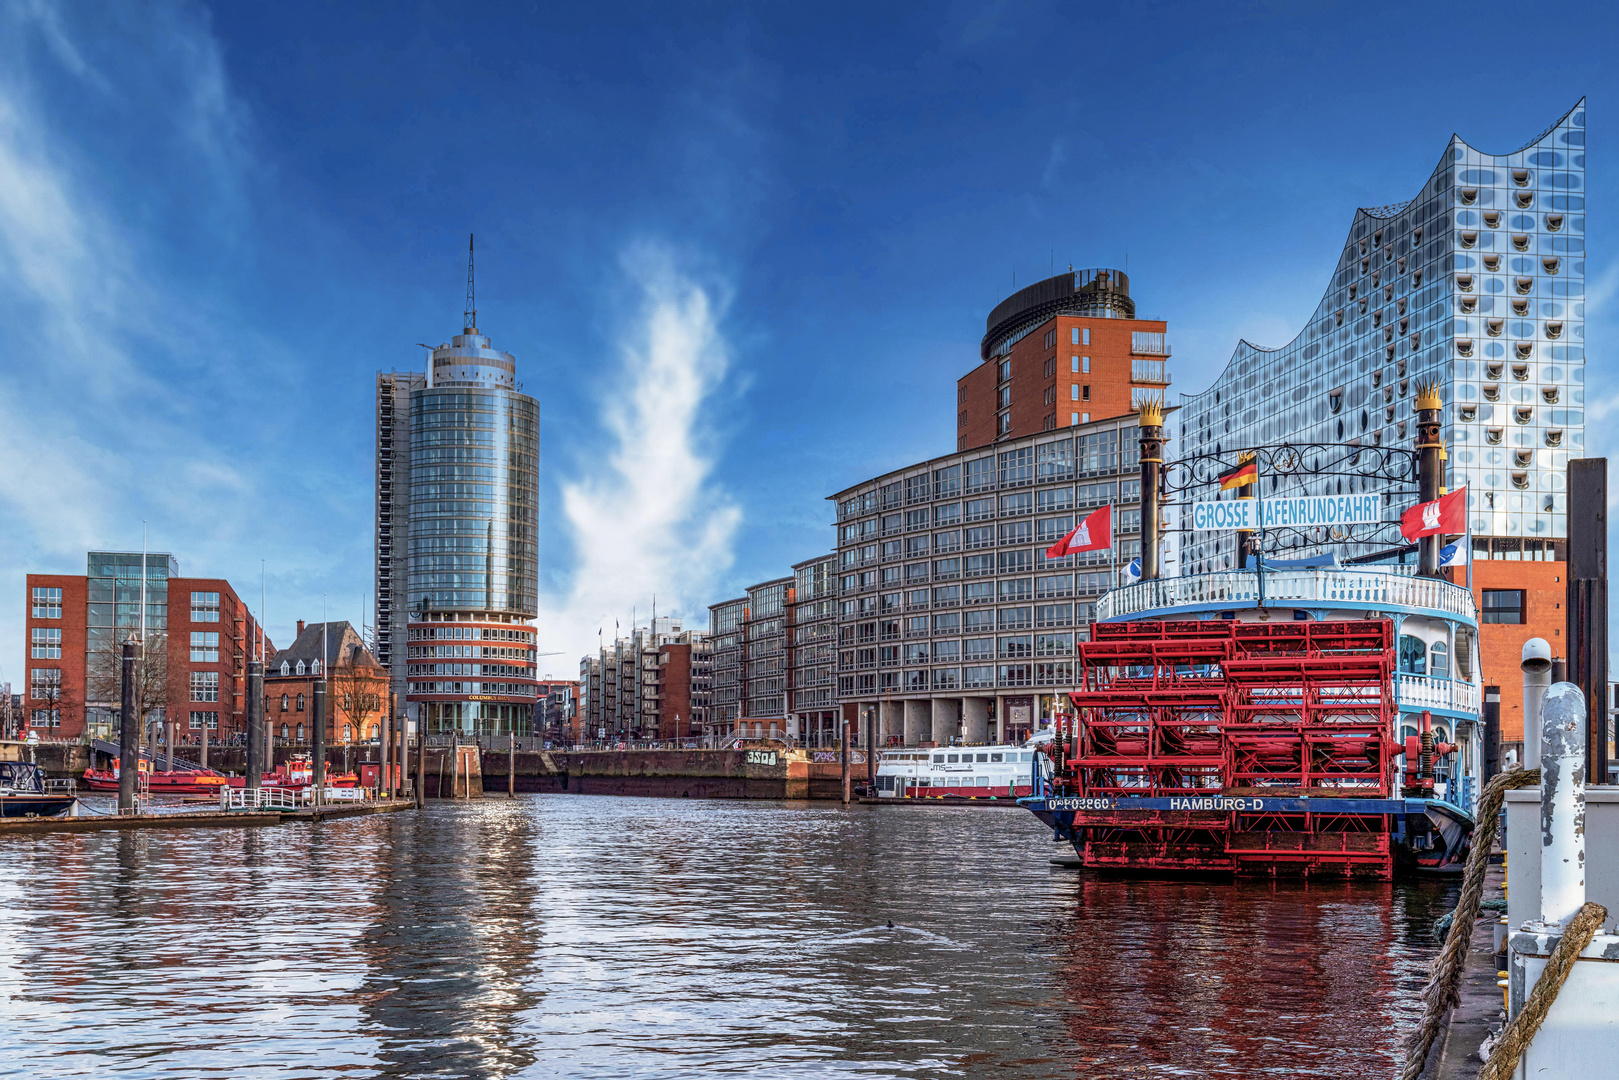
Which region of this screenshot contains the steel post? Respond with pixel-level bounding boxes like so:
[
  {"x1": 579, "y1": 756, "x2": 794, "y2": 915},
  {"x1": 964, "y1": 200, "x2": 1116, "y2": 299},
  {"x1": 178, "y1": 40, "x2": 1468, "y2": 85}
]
[
  {"x1": 1567, "y1": 457, "x2": 1608, "y2": 784},
  {"x1": 117, "y1": 637, "x2": 138, "y2": 813},
  {"x1": 1483, "y1": 685, "x2": 1501, "y2": 781},
  {"x1": 1522, "y1": 638, "x2": 1552, "y2": 770},
  {"x1": 1414, "y1": 383, "x2": 1444, "y2": 577},
  {"x1": 415, "y1": 719, "x2": 426, "y2": 809},
  {"x1": 1538, "y1": 682, "x2": 1587, "y2": 928},
  {"x1": 1138, "y1": 401, "x2": 1164, "y2": 580}
]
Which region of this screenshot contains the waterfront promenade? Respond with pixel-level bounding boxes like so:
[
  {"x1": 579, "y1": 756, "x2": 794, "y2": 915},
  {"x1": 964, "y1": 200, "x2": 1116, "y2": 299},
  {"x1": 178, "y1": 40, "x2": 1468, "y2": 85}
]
[{"x1": 0, "y1": 793, "x2": 1454, "y2": 1079}]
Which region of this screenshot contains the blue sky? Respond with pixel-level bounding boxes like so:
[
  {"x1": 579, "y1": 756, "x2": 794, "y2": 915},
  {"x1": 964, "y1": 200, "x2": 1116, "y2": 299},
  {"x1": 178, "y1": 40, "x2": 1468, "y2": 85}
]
[{"x1": 0, "y1": 1, "x2": 1615, "y2": 679}]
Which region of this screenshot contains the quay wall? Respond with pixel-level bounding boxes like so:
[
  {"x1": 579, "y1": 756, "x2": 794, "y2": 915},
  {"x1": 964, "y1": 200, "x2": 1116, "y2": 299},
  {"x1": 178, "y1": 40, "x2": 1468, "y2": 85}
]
[{"x1": 481, "y1": 749, "x2": 866, "y2": 800}]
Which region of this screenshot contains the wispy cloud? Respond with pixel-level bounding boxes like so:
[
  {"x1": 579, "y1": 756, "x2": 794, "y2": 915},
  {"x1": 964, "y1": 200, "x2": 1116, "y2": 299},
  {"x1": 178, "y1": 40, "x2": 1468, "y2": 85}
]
[{"x1": 539, "y1": 245, "x2": 741, "y2": 659}]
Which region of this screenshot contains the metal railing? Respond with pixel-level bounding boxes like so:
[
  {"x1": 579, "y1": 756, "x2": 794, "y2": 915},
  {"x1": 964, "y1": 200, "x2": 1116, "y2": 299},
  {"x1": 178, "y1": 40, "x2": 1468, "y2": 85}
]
[
  {"x1": 220, "y1": 786, "x2": 299, "y2": 811},
  {"x1": 1397, "y1": 674, "x2": 1482, "y2": 714},
  {"x1": 1097, "y1": 568, "x2": 1477, "y2": 622}
]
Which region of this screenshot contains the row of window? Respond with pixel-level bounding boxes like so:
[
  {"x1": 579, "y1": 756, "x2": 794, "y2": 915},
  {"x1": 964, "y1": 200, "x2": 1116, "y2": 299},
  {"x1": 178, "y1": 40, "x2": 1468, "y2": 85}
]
[{"x1": 30, "y1": 587, "x2": 221, "y2": 622}]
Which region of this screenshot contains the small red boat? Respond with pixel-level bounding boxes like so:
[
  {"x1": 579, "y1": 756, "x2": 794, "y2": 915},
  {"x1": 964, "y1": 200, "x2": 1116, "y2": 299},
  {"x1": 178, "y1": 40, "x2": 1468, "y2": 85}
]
[{"x1": 83, "y1": 755, "x2": 360, "y2": 794}]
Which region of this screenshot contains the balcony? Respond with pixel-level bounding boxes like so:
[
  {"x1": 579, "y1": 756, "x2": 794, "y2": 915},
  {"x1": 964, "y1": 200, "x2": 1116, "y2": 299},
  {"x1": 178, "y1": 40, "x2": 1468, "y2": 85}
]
[
  {"x1": 1097, "y1": 567, "x2": 1477, "y2": 623},
  {"x1": 1397, "y1": 674, "x2": 1481, "y2": 715}
]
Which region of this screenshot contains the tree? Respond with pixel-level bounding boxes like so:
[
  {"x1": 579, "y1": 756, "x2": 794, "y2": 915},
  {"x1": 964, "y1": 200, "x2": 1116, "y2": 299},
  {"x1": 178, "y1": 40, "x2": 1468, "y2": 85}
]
[
  {"x1": 86, "y1": 630, "x2": 170, "y2": 742},
  {"x1": 333, "y1": 655, "x2": 384, "y2": 743},
  {"x1": 26, "y1": 668, "x2": 75, "y2": 735}
]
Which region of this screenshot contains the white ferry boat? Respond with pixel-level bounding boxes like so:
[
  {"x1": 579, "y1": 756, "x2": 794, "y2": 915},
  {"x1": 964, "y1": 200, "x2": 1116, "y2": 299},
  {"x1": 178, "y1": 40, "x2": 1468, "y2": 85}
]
[{"x1": 872, "y1": 743, "x2": 1046, "y2": 800}]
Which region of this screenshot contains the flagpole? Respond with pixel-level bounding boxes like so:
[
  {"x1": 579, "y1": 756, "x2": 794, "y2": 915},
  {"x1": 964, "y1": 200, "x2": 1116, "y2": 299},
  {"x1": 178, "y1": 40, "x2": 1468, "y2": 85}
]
[
  {"x1": 1464, "y1": 489, "x2": 1473, "y2": 594},
  {"x1": 1254, "y1": 453, "x2": 1266, "y2": 611}
]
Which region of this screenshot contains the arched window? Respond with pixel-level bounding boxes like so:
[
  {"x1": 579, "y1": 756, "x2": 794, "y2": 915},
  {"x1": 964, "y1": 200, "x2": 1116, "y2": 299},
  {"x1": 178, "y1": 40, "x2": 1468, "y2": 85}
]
[
  {"x1": 295, "y1": 660, "x2": 305, "y2": 675},
  {"x1": 280, "y1": 661, "x2": 289, "y2": 676},
  {"x1": 280, "y1": 723, "x2": 289, "y2": 739},
  {"x1": 312, "y1": 660, "x2": 321, "y2": 676},
  {"x1": 280, "y1": 694, "x2": 289, "y2": 712},
  {"x1": 297, "y1": 693, "x2": 305, "y2": 711},
  {"x1": 367, "y1": 723, "x2": 379, "y2": 741},
  {"x1": 342, "y1": 723, "x2": 353, "y2": 742},
  {"x1": 296, "y1": 723, "x2": 305, "y2": 742},
  {"x1": 1429, "y1": 642, "x2": 1450, "y2": 680},
  {"x1": 1398, "y1": 635, "x2": 1427, "y2": 676}
]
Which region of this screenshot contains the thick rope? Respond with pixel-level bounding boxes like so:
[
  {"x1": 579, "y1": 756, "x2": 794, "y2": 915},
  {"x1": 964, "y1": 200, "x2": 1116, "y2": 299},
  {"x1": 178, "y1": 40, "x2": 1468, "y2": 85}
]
[
  {"x1": 1399, "y1": 767, "x2": 1540, "y2": 1080},
  {"x1": 1477, "y1": 900, "x2": 1607, "y2": 1080}
]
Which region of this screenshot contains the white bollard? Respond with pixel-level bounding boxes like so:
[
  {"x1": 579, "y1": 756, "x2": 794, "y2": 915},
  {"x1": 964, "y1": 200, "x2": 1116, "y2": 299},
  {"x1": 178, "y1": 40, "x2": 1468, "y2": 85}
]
[
  {"x1": 1538, "y1": 682, "x2": 1587, "y2": 929},
  {"x1": 1521, "y1": 638, "x2": 1552, "y2": 769}
]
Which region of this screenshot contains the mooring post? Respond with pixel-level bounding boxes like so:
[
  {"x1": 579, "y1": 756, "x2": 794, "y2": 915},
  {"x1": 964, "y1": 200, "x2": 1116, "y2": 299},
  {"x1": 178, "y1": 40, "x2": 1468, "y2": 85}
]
[
  {"x1": 1138, "y1": 400, "x2": 1164, "y2": 580},
  {"x1": 416, "y1": 720, "x2": 427, "y2": 808},
  {"x1": 1522, "y1": 638, "x2": 1552, "y2": 769},
  {"x1": 312, "y1": 678, "x2": 326, "y2": 808},
  {"x1": 1538, "y1": 683, "x2": 1587, "y2": 928},
  {"x1": 509, "y1": 732, "x2": 515, "y2": 798},
  {"x1": 840, "y1": 713, "x2": 850, "y2": 805},
  {"x1": 246, "y1": 659, "x2": 264, "y2": 798},
  {"x1": 200, "y1": 724, "x2": 209, "y2": 771},
  {"x1": 117, "y1": 636, "x2": 138, "y2": 813},
  {"x1": 165, "y1": 721, "x2": 175, "y2": 773}
]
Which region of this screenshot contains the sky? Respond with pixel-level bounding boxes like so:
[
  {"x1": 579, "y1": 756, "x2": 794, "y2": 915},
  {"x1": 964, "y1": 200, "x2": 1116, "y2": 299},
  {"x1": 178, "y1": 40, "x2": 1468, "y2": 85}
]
[{"x1": 1, "y1": 0, "x2": 1616, "y2": 682}]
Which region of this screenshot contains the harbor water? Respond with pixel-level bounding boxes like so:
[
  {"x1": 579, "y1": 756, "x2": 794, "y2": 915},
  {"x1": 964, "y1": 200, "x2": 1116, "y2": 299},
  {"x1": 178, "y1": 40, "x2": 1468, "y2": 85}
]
[{"x1": 0, "y1": 796, "x2": 1454, "y2": 1078}]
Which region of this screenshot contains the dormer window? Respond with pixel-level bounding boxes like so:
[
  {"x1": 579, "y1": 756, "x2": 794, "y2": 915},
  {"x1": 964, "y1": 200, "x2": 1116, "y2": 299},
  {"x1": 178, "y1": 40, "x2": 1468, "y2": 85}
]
[
  {"x1": 1329, "y1": 389, "x2": 1344, "y2": 414},
  {"x1": 1515, "y1": 277, "x2": 1534, "y2": 295},
  {"x1": 1397, "y1": 360, "x2": 1407, "y2": 377},
  {"x1": 1384, "y1": 283, "x2": 1394, "y2": 301},
  {"x1": 1515, "y1": 407, "x2": 1533, "y2": 425},
  {"x1": 1460, "y1": 231, "x2": 1477, "y2": 248},
  {"x1": 1542, "y1": 257, "x2": 1560, "y2": 275},
  {"x1": 1546, "y1": 321, "x2": 1563, "y2": 339},
  {"x1": 1459, "y1": 406, "x2": 1477, "y2": 422},
  {"x1": 1460, "y1": 296, "x2": 1477, "y2": 314},
  {"x1": 1546, "y1": 430, "x2": 1563, "y2": 447},
  {"x1": 1486, "y1": 362, "x2": 1504, "y2": 380},
  {"x1": 1515, "y1": 450, "x2": 1534, "y2": 467},
  {"x1": 1397, "y1": 297, "x2": 1407, "y2": 315},
  {"x1": 1483, "y1": 211, "x2": 1501, "y2": 228},
  {"x1": 1545, "y1": 213, "x2": 1564, "y2": 232},
  {"x1": 1399, "y1": 380, "x2": 1409, "y2": 397},
  {"x1": 1483, "y1": 254, "x2": 1500, "y2": 272},
  {"x1": 295, "y1": 660, "x2": 305, "y2": 675},
  {"x1": 1361, "y1": 258, "x2": 1370, "y2": 274},
  {"x1": 1385, "y1": 405, "x2": 1396, "y2": 422},
  {"x1": 1456, "y1": 338, "x2": 1474, "y2": 357},
  {"x1": 280, "y1": 661, "x2": 289, "y2": 676},
  {"x1": 1516, "y1": 191, "x2": 1534, "y2": 209},
  {"x1": 311, "y1": 660, "x2": 321, "y2": 676},
  {"x1": 1542, "y1": 387, "x2": 1559, "y2": 404},
  {"x1": 1483, "y1": 384, "x2": 1501, "y2": 401},
  {"x1": 1515, "y1": 344, "x2": 1533, "y2": 361},
  {"x1": 1414, "y1": 226, "x2": 1424, "y2": 245},
  {"x1": 1487, "y1": 319, "x2": 1504, "y2": 336},
  {"x1": 1456, "y1": 274, "x2": 1474, "y2": 292},
  {"x1": 1348, "y1": 282, "x2": 1358, "y2": 300},
  {"x1": 1386, "y1": 343, "x2": 1397, "y2": 362},
  {"x1": 1511, "y1": 472, "x2": 1530, "y2": 489},
  {"x1": 1486, "y1": 427, "x2": 1503, "y2": 445},
  {"x1": 1373, "y1": 309, "x2": 1383, "y2": 327},
  {"x1": 1372, "y1": 369, "x2": 1383, "y2": 387},
  {"x1": 1513, "y1": 169, "x2": 1531, "y2": 187},
  {"x1": 1398, "y1": 257, "x2": 1406, "y2": 274},
  {"x1": 1512, "y1": 234, "x2": 1530, "y2": 252},
  {"x1": 1359, "y1": 297, "x2": 1369, "y2": 314},
  {"x1": 1512, "y1": 297, "x2": 1529, "y2": 316},
  {"x1": 1359, "y1": 238, "x2": 1369, "y2": 255},
  {"x1": 1413, "y1": 268, "x2": 1423, "y2": 286},
  {"x1": 1373, "y1": 229, "x2": 1384, "y2": 245},
  {"x1": 1460, "y1": 188, "x2": 1478, "y2": 205},
  {"x1": 1399, "y1": 317, "x2": 1409, "y2": 335}
]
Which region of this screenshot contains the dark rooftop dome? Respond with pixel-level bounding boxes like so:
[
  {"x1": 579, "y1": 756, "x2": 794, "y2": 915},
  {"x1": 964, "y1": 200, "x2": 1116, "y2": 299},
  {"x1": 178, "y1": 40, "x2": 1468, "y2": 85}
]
[{"x1": 981, "y1": 268, "x2": 1134, "y2": 361}]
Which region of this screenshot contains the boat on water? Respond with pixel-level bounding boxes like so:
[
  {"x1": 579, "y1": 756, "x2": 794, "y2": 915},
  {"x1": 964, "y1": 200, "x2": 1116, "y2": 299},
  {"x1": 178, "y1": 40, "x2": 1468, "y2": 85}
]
[
  {"x1": 82, "y1": 756, "x2": 360, "y2": 795},
  {"x1": 872, "y1": 744, "x2": 1040, "y2": 800},
  {"x1": 0, "y1": 761, "x2": 78, "y2": 818}
]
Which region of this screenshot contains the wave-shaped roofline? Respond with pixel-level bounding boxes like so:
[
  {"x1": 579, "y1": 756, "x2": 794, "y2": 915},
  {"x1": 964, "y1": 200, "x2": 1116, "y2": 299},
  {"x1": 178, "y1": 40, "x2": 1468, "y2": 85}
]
[{"x1": 1182, "y1": 98, "x2": 1586, "y2": 373}]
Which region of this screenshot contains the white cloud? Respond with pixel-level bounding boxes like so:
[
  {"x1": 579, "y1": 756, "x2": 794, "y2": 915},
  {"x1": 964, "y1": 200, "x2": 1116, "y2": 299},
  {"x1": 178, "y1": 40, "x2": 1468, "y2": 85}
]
[{"x1": 538, "y1": 245, "x2": 741, "y2": 660}]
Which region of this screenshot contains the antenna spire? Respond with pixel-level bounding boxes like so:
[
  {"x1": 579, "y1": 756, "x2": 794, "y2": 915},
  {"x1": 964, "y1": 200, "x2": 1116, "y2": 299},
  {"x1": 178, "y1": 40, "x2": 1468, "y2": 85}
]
[{"x1": 464, "y1": 233, "x2": 476, "y2": 332}]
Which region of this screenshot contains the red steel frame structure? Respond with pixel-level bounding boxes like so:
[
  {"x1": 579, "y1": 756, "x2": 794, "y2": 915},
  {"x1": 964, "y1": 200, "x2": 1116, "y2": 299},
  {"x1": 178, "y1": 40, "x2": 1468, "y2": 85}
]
[{"x1": 1053, "y1": 619, "x2": 1398, "y2": 878}]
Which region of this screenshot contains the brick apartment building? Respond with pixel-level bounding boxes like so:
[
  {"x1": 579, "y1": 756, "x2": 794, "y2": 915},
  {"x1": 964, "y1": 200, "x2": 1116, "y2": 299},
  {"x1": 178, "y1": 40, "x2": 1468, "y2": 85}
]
[
  {"x1": 24, "y1": 552, "x2": 270, "y2": 742},
  {"x1": 536, "y1": 678, "x2": 579, "y2": 742},
  {"x1": 265, "y1": 620, "x2": 389, "y2": 744},
  {"x1": 655, "y1": 633, "x2": 710, "y2": 740},
  {"x1": 956, "y1": 268, "x2": 1170, "y2": 450}
]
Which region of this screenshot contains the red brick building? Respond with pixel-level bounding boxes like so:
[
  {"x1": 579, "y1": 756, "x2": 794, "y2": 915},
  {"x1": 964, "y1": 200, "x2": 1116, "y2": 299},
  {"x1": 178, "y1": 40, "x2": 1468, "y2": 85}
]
[
  {"x1": 958, "y1": 268, "x2": 1169, "y2": 450},
  {"x1": 265, "y1": 620, "x2": 389, "y2": 744},
  {"x1": 1453, "y1": 550, "x2": 1567, "y2": 747},
  {"x1": 23, "y1": 552, "x2": 270, "y2": 743}
]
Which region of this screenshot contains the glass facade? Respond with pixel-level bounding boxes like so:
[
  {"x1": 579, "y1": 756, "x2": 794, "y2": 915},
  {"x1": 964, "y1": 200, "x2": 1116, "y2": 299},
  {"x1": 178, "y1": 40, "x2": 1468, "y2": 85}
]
[{"x1": 1177, "y1": 101, "x2": 1586, "y2": 572}]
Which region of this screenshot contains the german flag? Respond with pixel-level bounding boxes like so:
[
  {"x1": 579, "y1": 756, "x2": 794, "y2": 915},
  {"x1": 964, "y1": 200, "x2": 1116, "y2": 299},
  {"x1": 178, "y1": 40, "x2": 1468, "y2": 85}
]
[{"x1": 1217, "y1": 457, "x2": 1258, "y2": 491}]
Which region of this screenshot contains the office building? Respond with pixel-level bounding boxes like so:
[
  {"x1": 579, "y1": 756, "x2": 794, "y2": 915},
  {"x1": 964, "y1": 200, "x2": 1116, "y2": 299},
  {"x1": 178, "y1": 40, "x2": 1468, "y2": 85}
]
[
  {"x1": 828, "y1": 415, "x2": 1145, "y2": 745},
  {"x1": 790, "y1": 554, "x2": 841, "y2": 746},
  {"x1": 24, "y1": 552, "x2": 270, "y2": 742},
  {"x1": 375, "y1": 246, "x2": 543, "y2": 737},
  {"x1": 656, "y1": 631, "x2": 710, "y2": 740},
  {"x1": 1174, "y1": 99, "x2": 1587, "y2": 741},
  {"x1": 957, "y1": 268, "x2": 1170, "y2": 449}
]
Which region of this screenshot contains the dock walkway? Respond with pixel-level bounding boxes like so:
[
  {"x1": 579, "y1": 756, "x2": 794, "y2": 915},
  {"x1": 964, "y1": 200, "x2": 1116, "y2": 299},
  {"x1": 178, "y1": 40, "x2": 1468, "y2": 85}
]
[{"x1": 0, "y1": 799, "x2": 418, "y2": 836}]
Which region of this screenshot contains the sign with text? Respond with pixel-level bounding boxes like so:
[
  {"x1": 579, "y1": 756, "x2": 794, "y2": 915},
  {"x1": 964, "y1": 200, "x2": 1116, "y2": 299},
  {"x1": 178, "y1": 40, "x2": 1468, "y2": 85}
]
[{"x1": 1190, "y1": 494, "x2": 1382, "y2": 532}]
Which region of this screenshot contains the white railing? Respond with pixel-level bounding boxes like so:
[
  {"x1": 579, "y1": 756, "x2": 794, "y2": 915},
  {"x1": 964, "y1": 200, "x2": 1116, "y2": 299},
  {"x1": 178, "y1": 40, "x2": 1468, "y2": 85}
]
[
  {"x1": 1397, "y1": 673, "x2": 1481, "y2": 715},
  {"x1": 219, "y1": 786, "x2": 299, "y2": 811},
  {"x1": 1097, "y1": 568, "x2": 1477, "y2": 622}
]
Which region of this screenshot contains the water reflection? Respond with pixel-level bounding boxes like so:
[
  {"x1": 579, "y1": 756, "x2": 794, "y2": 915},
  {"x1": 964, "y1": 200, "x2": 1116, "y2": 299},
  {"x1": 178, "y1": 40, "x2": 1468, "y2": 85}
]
[{"x1": 0, "y1": 797, "x2": 1452, "y2": 1078}]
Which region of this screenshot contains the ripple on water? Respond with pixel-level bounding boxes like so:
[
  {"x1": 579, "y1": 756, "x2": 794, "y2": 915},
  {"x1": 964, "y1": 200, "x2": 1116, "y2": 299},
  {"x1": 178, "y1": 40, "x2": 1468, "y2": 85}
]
[{"x1": 0, "y1": 796, "x2": 1454, "y2": 1079}]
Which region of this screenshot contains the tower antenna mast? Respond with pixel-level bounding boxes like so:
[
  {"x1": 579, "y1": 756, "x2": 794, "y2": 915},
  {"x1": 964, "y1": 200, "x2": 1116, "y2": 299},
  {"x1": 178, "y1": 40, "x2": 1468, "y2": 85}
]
[{"x1": 464, "y1": 233, "x2": 476, "y2": 333}]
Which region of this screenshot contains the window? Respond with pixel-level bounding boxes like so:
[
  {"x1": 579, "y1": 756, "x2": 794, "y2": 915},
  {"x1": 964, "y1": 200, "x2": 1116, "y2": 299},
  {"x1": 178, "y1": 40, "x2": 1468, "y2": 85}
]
[
  {"x1": 1082, "y1": 328, "x2": 1090, "y2": 345},
  {"x1": 31, "y1": 586, "x2": 62, "y2": 618},
  {"x1": 189, "y1": 711, "x2": 218, "y2": 730},
  {"x1": 997, "y1": 359, "x2": 1011, "y2": 382},
  {"x1": 297, "y1": 693, "x2": 306, "y2": 711},
  {"x1": 280, "y1": 660, "x2": 290, "y2": 675},
  {"x1": 343, "y1": 724, "x2": 353, "y2": 742},
  {"x1": 190, "y1": 631, "x2": 219, "y2": 662},
  {"x1": 1070, "y1": 385, "x2": 1079, "y2": 401},
  {"x1": 1082, "y1": 385, "x2": 1090, "y2": 401},
  {"x1": 1082, "y1": 413, "x2": 1091, "y2": 423},
  {"x1": 997, "y1": 413, "x2": 1011, "y2": 435},
  {"x1": 1070, "y1": 412, "x2": 1079, "y2": 425},
  {"x1": 297, "y1": 723, "x2": 305, "y2": 742},
  {"x1": 1482, "y1": 590, "x2": 1525, "y2": 624},
  {"x1": 1082, "y1": 356, "x2": 1090, "y2": 373},
  {"x1": 30, "y1": 668, "x2": 61, "y2": 699},
  {"x1": 1397, "y1": 636, "x2": 1427, "y2": 676},
  {"x1": 280, "y1": 724, "x2": 290, "y2": 739},
  {"x1": 1070, "y1": 355, "x2": 1079, "y2": 373},
  {"x1": 296, "y1": 660, "x2": 306, "y2": 675},
  {"x1": 31, "y1": 627, "x2": 61, "y2": 659},
  {"x1": 280, "y1": 693, "x2": 289, "y2": 712},
  {"x1": 31, "y1": 709, "x2": 60, "y2": 728},
  {"x1": 191, "y1": 591, "x2": 220, "y2": 622},
  {"x1": 1430, "y1": 642, "x2": 1450, "y2": 680},
  {"x1": 1043, "y1": 358, "x2": 1055, "y2": 379},
  {"x1": 1071, "y1": 328, "x2": 1080, "y2": 345},
  {"x1": 190, "y1": 671, "x2": 219, "y2": 702},
  {"x1": 1044, "y1": 329, "x2": 1056, "y2": 349},
  {"x1": 997, "y1": 385, "x2": 1011, "y2": 409}
]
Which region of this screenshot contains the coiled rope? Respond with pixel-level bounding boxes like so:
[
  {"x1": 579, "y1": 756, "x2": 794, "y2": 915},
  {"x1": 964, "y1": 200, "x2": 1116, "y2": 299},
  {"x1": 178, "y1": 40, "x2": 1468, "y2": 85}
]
[
  {"x1": 1476, "y1": 900, "x2": 1607, "y2": 1080},
  {"x1": 1399, "y1": 767, "x2": 1539, "y2": 1080}
]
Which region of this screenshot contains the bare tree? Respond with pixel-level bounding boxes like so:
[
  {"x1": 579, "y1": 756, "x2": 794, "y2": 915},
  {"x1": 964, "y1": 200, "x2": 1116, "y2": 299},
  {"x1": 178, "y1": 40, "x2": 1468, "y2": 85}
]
[
  {"x1": 333, "y1": 660, "x2": 384, "y2": 743},
  {"x1": 86, "y1": 630, "x2": 170, "y2": 741},
  {"x1": 26, "y1": 669, "x2": 76, "y2": 736}
]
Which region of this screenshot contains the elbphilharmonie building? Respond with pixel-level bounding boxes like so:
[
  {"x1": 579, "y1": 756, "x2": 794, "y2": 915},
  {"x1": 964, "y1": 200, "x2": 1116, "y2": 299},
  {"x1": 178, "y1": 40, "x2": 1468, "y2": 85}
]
[{"x1": 1177, "y1": 100, "x2": 1586, "y2": 573}]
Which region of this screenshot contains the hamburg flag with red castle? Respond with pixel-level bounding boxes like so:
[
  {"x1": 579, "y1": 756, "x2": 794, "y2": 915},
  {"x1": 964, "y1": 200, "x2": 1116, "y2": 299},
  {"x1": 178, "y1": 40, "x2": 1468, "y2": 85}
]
[
  {"x1": 1400, "y1": 486, "x2": 1467, "y2": 541},
  {"x1": 1046, "y1": 504, "x2": 1112, "y2": 558}
]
